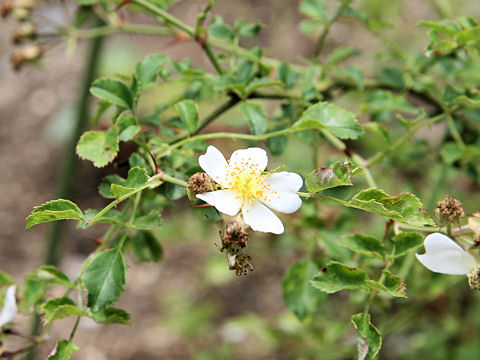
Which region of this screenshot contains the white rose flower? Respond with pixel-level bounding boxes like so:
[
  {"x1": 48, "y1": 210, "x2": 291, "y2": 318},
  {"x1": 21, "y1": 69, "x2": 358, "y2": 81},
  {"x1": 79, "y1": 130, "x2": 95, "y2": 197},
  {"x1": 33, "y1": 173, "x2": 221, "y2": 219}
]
[
  {"x1": 196, "y1": 146, "x2": 303, "y2": 234},
  {"x1": 0, "y1": 285, "x2": 17, "y2": 328},
  {"x1": 416, "y1": 232, "x2": 476, "y2": 275}
]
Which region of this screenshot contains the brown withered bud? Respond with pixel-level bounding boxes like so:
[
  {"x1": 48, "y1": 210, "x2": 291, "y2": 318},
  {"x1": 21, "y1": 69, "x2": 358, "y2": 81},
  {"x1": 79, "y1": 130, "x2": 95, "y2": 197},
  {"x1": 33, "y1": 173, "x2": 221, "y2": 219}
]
[
  {"x1": 220, "y1": 222, "x2": 248, "y2": 253},
  {"x1": 12, "y1": 22, "x2": 35, "y2": 44},
  {"x1": 435, "y1": 195, "x2": 465, "y2": 225},
  {"x1": 468, "y1": 269, "x2": 480, "y2": 290},
  {"x1": 1, "y1": 0, "x2": 14, "y2": 18},
  {"x1": 10, "y1": 44, "x2": 42, "y2": 71},
  {"x1": 187, "y1": 172, "x2": 216, "y2": 200},
  {"x1": 228, "y1": 254, "x2": 253, "y2": 276}
]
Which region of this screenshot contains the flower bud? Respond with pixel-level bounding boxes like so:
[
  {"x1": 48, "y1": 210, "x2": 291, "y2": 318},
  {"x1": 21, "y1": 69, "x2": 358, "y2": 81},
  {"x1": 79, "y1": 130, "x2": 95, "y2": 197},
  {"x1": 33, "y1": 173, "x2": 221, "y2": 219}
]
[
  {"x1": 187, "y1": 172, "x2": 216, "y2": 200},
  {"x1": 435, "y1": 195, "x2": 464, "y2": 226}
]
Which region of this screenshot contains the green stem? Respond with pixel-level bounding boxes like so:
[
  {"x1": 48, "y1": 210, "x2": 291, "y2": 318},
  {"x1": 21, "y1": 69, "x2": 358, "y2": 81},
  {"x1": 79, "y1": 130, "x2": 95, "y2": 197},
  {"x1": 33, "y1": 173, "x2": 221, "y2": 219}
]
[
  {"x1": 446, "y1": 114, "x2": 466, "y2": 150},
  {"x1": 314, "y1": 0, "x2": 352, "y2": 58},
  {"x1": 68, "y1": 316, "x2": 81, "y2": 342},
  {"x1": 69, "y1": 23, "x2": 174, "y2": 39}
]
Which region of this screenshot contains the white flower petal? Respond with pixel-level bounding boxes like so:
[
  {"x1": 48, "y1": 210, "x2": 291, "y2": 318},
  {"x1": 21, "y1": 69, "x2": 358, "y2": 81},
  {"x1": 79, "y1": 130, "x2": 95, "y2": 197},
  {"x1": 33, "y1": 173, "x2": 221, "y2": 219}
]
[
  {"x1": 229, "y1": 147, "x2": 267, "y2": 175},
  {"x1": 416, "y1": 232, "x2": 476, "y2": 275},
  {"x1": 261, "y1": 191, "x2": 302, "y2": 214},
  {"x1": 0, "y1": 285, "x2": 17, "y2": 328},
  {"x1": 265, "y1": 172, "x2": 303, "y2": 193},
  {"x1": 196, "y1": 190, "x2": 241, "y2": 216},
  {"x1": 198, "y1": 146, "x2": 229, "y2": 186},
  {"x1": 242, "y1": 201, "x2": 284, "y2": 234}
]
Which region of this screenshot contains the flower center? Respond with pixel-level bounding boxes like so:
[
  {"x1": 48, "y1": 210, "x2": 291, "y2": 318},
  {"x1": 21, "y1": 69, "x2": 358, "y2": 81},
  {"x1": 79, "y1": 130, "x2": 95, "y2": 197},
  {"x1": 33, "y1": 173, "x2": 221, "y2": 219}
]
[{"x1": 224, "y1": 160, "x2": 270, "y2": 205}]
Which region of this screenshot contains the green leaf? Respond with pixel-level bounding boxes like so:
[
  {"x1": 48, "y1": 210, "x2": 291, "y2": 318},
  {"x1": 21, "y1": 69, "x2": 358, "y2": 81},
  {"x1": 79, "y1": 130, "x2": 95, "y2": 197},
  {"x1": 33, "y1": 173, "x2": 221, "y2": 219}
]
[
  {"x1": 41, "y1": 297, "x2": 84, "y2": 324},
  {"x1": 300, "y1": 0, "x2": 327, "y2": 21},
  {"x1": 175, "y1": 100, "x2": 198, "y2": 135},
  {"x1": 306, "y1": 160, "x2": 364, "y2": 193},
  {"x1": 440, "y1": 142, "x2": 462, "y2": 165},
  {"x1": 47, "y1": 340, "x2": 80, "y2": 360},
  {"x1": 98, "y1": 174, "x2": 127, "y2": 199},
  {"x1": 234, "y1": 19, "x2": 263, "y2": 37},
  {"x1": 82, "y1": 249, "x2": 126, "y2": 312},
  {"x1": 135, "y1": 54, "x2": 169, "y2": 90},
  {"x1": 131, "y1": 210, "x2": 162, "y2": 231},
  {"x1": 293, "y1": 102, "x2": 364, "y2": 140},
  {"x1": 76, "y1": 126, "x2": 119, "y2": 168},
  {"x1": 131, "y1": 231, "x2": 163, "y2": 263},
  {"x1": 116, "y1": 114, "x2": 141, "y2": 142},
  {"x1": 90, "y1": 100, "x2": 111, "y2": 126},
  {"x1": 110, "y1": 167, "x2": 149, "y2": 198},
  {"x1": 90, "y1": 307, "x2": 130, "y2": 325},
  {"x1": 347, "y1": 188, "x2": 434, "y2": 226},
  {"x1": 351, "y1": 313, "x2": 382, "y2": 360},
  {"x1": 310, "y1": 262, "x2": 368, "y2": 294},
  {"x1": 283, "y1": 260, "x2": 324, "y2": 321},
  {"x1": 81, "y1": 208, "x2": 124, "y2": 228},
  {"x1": 338, "y1": 234, "x2": 385, "y2": 259},
  {"x1": 26, "y1": 200, "x2": 84, "y2": 229},
  {"x1": 277, "y1": 62, "x2": 300, "y2": 89},
  {"x1": 326, "y1": 46, "x2": 360, "y2": 66},
  {"x1": 90, "y1": 78, "x2": 133, "y2": 109},
  {"x1": 241, "y1": 102, "x2": 267, "y2": 136},
  {"x1": 21, "y1": 278, "x2": 47, "y2": 308},
  {"x1": 379, "y1": 67, "x2": 404, "y2": 89},
  {"x1": 35, "y1": 266, "x2": 72, "y2": 287},
  {"x1": 333, "y1": 66, "x2": 364, "y2": 90},
  {"x1": 209, "y1": 16, "x2": 234, "y2": 41},
  {"x1": 393, "y1": 232, "x2": 424, "y2": 257},
  {"x1": 266, "y1": 134, "x2": 288, "y2": 155},
  {"x1": 366, "y1": 270, "x2": 407, "y2": 298}
]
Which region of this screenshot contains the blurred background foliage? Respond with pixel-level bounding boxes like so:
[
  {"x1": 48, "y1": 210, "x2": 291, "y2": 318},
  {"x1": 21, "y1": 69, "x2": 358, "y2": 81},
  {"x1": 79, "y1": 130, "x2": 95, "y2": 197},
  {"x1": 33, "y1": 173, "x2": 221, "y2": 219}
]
[{"x1": 1, "y1": 0, "x2": 480, "y2": 359}]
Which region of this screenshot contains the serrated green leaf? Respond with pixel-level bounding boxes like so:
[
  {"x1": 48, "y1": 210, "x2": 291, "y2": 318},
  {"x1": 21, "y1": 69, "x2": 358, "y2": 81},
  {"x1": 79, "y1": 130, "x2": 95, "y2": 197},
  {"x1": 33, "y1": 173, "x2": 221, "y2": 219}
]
[
  {"x1": 440, "y1": 142, "x2": 462, "y2": 165},
  {"x1": 347, "y1": 188, "x2": 434, "y2": 226},
  {"x1": 393, "y1": 232, "x2": 424, "y2": 257},
  {"x1": 131, "y1": 210, "x2": 162, "y2": 231},
  {"x1": 366, "y1": 270, "x2": 407, "y2": 298},
  {"x1": 241, "y1": 102, "x2": 267, "y2": 136},
  {"x1": 136, "y1": 54, "x2": 169, "y2": 90},
  {"x1": 175, "y1": 100, "x2": 198, "y2": 135},
  {"x1": 293, "y1": 102, "x2": 364, "y2": 140},
  {"x1": 351, "y1": 312, "x2": 382, "y2": 360},
  {"x1": 379, "y1": 67, "x2": 404, "y2": 89},
  {"x1": 26, "y1": 199, "x2": 84, "y2": 229},
  {"x1": 326, "y1": 46, "x2": 360, "y2": 66},
  {"x1": 333, "y1": 65, "x2": 364, "y2": 90},
  {"x1": 131, "y1": 231, "x2": 163, "y2": 262},
  {"x1": 234, "y1": 19, "x2": 263, "y2": 37},
  {"x1": 110, "y1": 167, "x2": 149, "y2": 198},
  {"x1": 90, "y1": 78, "x2": 133, "y2": 109},
  {"x1": 306, "y1": 160, "x2": 364, "y2": 193},
  {"x1": 48, "y1": 339, "x2": 79, "y2": 360},
  {"x1": 338, "y1": 234, "x2": 385, "y2": 259},
  {"x1": 116, "y1": 114, "x2": 141, "y2": 142},
  {"x1": 76, "y1": 127, "x2": 119, "y2": 168},
  {"x1": 310, "y1": 262, "x2": 368, "y2": 294},
  {"x1": 90, "y1": 307, "x2": 130, "y2": 325},
  {"x1": 41, "y1": 297, "x2": 84, "y2": 323},
  {"x1": 82, "y1": 208, "x2": 124, "y2": 227},
  {"x1": 283, "y1": 260, "x2": 324, "y2": 321},
  {"x1": 82, "y1": 249, "x2": 126, "y2": 312},
  {"x1": 209, "y1": 16, "x2": 234, "y2": 41}
]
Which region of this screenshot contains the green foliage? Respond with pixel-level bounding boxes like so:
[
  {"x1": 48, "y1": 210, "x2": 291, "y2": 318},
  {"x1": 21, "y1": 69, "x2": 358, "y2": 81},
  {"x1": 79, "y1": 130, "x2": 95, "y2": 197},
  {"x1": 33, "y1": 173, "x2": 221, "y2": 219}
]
[
  {"x1": 338, "y1": 234, "x2": 385, "y2": 259},
  {"x1": 82, "y1": 248, "x2": 126, "y2": 312},
  {"x1": 366, "y1": 270, "x2": 407, "y2": 298},
  {"x1": 311, "y1": 262, "x2": 368, "y2": 294},
  {"x1": 26, "y1": 200, "x2": 84, "y2": 228},
  {"x1": 47, "y1": 340, "x2": 80, "y2": 360},
  {"x1": 110, "y1": 167, "x2": 149, "y2": 198},
  {"x1": 176, "y1": 100, "x2": 199, "y2": 135},
  {"x1": 305, "y1": 160, "x2": 364, "y2": 193},
  {"x1": 90, "y1": 78, "x2": 133, "y2": 110},
  {"x1": 294, "y1": 102, "x2": 364, "y2": 140},
  {"x1": 117, "y1": 114, "x2": 141, "y2": 142},
  {"x1": 351, "y1": 313, "x2": 382, "y2": 360},
  {"x1": 90, "y1": 307, "x2": 130, "y2": 325},
  {"x1": 41, "y1": 298, "x2": 84, "y2": 323},
  {"x1": 282, "y1": 260, "x2": 324, "y2": 321},
  {"x1": 241, "y1": 102, "x2": 267, "y2": 135},
  {"x1": 392, "y1": 232, "x2": 424, "y2": 257},
  {"x1": 347, "y1": 188, "x2": 435, "y2": 226},
  {"x1": 76, "y1": 127, "x2": 119, "y2": 167}
]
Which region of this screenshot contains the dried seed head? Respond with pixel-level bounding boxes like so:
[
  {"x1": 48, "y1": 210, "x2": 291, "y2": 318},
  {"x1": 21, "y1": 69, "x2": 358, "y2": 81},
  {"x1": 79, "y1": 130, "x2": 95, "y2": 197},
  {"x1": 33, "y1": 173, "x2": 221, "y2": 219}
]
[
  {"x1": 435, "y1": 195, "x2": 464, "y2": 225},
  {"x1": 228, "y1": 254, "x2": 253, "y2": 276},
  {"x1": 188, "y1": 172, "x2": 216, "y2": 195},
  {"x1": 468, "y1": 268, "x2": 480, "y2": 290},
  {"x1": 12, "y1": 22, "x2": 35, "y2": 44},
  {"x1": 221, "y1": 222, "x2": 248, "y2": 253}
]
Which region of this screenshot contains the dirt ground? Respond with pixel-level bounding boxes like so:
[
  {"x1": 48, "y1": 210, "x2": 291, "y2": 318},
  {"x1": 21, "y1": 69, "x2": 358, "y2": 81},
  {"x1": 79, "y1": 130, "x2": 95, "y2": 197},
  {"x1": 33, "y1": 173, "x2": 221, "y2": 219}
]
[{"x1": 1, "y1": 1, "x2": 476, "y2": 359}]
